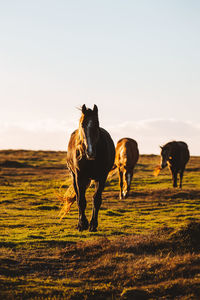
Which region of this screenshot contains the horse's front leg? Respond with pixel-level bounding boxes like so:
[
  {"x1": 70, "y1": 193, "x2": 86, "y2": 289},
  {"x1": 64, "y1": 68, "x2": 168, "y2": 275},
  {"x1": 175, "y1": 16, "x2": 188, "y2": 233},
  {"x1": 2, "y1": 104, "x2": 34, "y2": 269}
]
[
  {"x1": 75, "y1": 174, "x2": 90, "y2": 231},
  {"x1": 179, "y1": 169, "x2": 184, "y2": 188},
  {"x1": 89, "y1": 179, "x2": 106, "y2": 232},
  {"x1": 170, "y1": 167, "x2": 177, "y2": 188},
  {"x1": 172, "y1": 170, "x2": 178, "y2": 188}
]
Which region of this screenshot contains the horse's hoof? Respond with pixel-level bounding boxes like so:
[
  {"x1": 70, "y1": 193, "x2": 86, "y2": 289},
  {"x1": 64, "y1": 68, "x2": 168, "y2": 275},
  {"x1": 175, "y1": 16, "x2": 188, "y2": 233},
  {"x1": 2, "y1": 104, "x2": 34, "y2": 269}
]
[
  {"x1": 89, "y1": 221, "x2": 97, "y2": 232},
  {"x1": 77, "y1": 220, "x2": 89, "y2": 231},
  {"x1": 89, "y1": 226, "x2": 97, "y2": 232},
  {"x1": 77, "y1": 225, "x2": 88, "y2": 232}
]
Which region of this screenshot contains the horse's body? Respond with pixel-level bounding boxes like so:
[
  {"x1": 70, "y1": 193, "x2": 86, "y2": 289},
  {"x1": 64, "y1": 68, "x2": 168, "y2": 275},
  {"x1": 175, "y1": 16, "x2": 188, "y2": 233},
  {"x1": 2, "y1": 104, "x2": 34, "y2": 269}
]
[
  {"x1": 114, "y1": 138, "x2": 139, "y2": 199},
  {"x1": 66, "y1": 104, "x2": 115, "y2": 231},
  {"x1": 160, "y1": 141, "x2": 190, "y2": 188}
]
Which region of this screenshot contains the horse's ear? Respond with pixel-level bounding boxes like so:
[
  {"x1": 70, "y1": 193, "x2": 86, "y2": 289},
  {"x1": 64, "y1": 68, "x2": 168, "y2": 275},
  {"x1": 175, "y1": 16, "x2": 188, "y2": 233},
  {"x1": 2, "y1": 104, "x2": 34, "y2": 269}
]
[
  {"x1": 93, "y1": 104, "x2": 98, "y2": 114},
  {"x1": 82, "y1": 104, "x2": 87, "y2": 114}
]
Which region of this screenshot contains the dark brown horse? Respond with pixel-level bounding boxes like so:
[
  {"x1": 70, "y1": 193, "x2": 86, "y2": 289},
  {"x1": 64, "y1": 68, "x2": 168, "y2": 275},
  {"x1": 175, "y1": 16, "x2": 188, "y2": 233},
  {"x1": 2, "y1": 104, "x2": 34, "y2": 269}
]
[
  {"x1": 66, "y1": 104, "x2": 115, "y2": 231},
  {"x1": 159, "y1": 141, "x2": 190, "y2": 188},
  {"x1": 113, "y1": 138, "x2": 139, "y2": 199}
]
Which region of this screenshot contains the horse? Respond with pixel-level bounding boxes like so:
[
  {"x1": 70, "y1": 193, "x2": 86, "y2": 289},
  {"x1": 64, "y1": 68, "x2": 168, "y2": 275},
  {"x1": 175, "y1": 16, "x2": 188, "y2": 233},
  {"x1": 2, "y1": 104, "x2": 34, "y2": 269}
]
[
  {"x1": 66, "y1": 104, "x2": 115, "y2": 231},
  {"x1": 157, "y1": 141, "x2": 190, "y2": 188},
  {"x1": 113, "y1": 138, "x2": 139, "y2": 199}
]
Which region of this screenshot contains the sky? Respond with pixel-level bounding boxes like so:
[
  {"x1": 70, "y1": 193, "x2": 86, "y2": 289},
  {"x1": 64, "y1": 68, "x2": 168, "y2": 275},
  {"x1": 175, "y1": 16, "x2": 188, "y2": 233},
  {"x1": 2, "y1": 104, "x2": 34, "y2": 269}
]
[{"x1": 0, "y1": 1, "x2": 200, "y2": 154}]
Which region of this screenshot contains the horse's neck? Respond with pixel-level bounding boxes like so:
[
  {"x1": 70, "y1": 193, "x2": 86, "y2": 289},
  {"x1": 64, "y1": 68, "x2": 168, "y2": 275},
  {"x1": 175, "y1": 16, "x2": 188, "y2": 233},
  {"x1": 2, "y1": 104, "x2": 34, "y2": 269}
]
[{"x1": 77, "y1": 126, "x2": 84, "y2": 145}]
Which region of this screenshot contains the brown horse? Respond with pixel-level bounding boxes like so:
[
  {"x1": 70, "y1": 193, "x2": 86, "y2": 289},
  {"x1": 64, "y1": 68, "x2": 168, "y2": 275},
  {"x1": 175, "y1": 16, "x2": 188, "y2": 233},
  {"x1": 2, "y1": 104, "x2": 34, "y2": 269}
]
[
  {"x1": 158, "y1": 141, "x2": 190, "y2": 188},
  {"x1": 113, "y1": 138, "x2": 139, "y2": 199},
  {"x1": 66, "y1": 104, "x2": 115, "y2": 231}
]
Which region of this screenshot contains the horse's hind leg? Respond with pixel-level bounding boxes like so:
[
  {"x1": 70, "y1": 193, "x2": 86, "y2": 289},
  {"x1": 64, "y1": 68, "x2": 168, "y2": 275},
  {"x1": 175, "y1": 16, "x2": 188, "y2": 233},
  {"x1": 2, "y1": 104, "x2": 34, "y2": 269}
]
[
  {"x1": 89, "y1": 180, "x2": 105, "y2": 232},
  {"x1": 119, "y1": 170, "x2": 123, "y2": 199},
  {"x1": 172, "y1": 171, "x2": 178, "y2": 188}
]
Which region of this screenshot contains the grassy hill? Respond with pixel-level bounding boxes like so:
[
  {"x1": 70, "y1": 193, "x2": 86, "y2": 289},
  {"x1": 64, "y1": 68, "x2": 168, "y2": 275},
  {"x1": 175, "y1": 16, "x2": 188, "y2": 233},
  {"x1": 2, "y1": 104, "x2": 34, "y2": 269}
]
[{"x1": 0, "y1": 150, "x2": 200, "y2": 299}]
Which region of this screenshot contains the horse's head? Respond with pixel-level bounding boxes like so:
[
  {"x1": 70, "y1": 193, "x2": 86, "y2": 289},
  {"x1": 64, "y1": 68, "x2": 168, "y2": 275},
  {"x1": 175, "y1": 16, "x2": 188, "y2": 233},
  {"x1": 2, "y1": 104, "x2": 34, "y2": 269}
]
[
  {"x1": 79, "y1": 104, "x2": 100, "y2": 160},
  {"x1": 160, "y1": 145, "x2": 171, "y2": 169}
]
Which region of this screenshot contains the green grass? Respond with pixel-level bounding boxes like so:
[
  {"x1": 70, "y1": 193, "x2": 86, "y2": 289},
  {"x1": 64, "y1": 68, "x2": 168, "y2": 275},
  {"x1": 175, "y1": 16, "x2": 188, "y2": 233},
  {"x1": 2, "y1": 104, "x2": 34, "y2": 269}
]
[{"x1": 0, "y1": 150, "x2": 200, "y2": 298}]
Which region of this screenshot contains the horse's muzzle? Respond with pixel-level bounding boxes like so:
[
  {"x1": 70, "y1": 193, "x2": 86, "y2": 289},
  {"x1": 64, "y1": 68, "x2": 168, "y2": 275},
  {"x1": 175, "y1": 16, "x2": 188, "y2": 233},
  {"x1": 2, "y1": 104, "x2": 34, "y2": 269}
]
[
  {"x1": 86, "y1": 154, "x2": 96, "y2": 160},
  {"x1": 86, "y1": 150, "x2": 96, "y2": 160},
  {"x1": 161, "y1": 163, "x2": 167, "y2": 169}
]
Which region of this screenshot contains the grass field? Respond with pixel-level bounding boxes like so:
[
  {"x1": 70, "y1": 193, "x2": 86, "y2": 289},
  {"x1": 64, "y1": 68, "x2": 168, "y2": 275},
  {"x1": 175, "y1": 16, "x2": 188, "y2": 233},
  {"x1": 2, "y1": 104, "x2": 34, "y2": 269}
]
[{"x1": 0, "y1": 150, "x2": 200, "y2": 299}]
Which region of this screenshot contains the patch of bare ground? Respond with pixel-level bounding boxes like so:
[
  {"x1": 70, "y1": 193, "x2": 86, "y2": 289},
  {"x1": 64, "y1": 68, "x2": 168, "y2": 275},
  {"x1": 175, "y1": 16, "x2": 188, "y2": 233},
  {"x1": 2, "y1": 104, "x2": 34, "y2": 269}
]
[{"x1": 1, "y1": 221, "x2": 200, "y2": 299}]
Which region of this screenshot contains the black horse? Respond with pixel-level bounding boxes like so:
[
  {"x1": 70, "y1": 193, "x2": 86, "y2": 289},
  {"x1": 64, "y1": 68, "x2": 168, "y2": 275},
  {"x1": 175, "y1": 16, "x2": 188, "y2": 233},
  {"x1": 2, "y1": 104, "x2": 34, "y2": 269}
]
[
  {"x1": 159, "y1": 141, "x2": 190, "y2": 188},
  {"x1": 66, "y1": 104, "x2": 115, "y2": 231}
]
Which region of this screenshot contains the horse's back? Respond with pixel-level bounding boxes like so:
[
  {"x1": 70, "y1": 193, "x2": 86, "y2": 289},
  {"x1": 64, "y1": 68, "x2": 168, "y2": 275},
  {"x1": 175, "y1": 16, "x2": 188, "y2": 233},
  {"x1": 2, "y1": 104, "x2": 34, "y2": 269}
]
[
  {"x1": 177, "y1": 141, "x2": 190, "y2": 165},
  {"x1": 116, "y1": 138, "x2": 139, "y2": 168},
  {"x1": 167, "y1": 141, "x2": 190, "y2": 168}
]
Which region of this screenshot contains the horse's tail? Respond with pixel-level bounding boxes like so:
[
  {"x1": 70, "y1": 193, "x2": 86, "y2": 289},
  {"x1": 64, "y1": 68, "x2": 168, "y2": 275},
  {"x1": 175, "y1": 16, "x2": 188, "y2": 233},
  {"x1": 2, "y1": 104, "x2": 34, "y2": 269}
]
[
  {"x1": 107, "y1": 163, "x2": 117, "y2": 180},
  {"x1": 56, "y1": 184, "x2": 76, "y2": 221},
  {"x1": 153, "y1": 166, "x2": 161, "y2": 177}
]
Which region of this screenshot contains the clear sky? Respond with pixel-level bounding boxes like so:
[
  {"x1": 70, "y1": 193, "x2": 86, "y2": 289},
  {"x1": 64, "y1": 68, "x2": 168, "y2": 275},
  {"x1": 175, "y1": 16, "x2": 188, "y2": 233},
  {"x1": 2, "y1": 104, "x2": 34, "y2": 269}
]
[{"x1": 0, "y1": 1, "x2": 200, "y2": 154}]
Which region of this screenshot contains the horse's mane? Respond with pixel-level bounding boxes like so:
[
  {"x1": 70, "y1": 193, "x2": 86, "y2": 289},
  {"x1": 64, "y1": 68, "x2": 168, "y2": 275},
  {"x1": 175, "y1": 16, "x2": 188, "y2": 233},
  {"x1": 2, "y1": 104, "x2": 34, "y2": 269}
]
[
  {"x1": 73, "y1": 113, "x2": 85, "y2": 161},
  {"x1": 75, "y1": 139, "x2": 85, "y2": 161}
]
